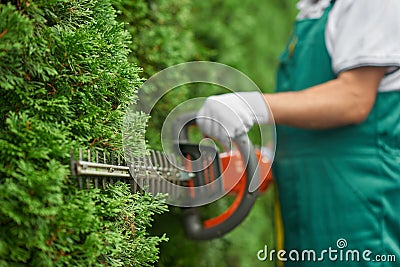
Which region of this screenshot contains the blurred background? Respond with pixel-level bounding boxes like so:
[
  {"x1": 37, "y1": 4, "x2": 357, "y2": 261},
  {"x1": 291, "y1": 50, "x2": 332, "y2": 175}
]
[{"x1": 115, "y1": 1, "x2": 297, "y2": 266}]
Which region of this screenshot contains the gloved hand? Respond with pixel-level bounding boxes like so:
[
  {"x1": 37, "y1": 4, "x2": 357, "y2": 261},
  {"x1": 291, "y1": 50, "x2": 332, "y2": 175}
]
[{"x1": 196, "y1": 92, "x2": 270, "y2": 147}]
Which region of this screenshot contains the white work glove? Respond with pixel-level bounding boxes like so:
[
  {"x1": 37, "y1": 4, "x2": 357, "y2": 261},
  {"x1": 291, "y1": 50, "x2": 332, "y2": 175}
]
[{"x1": 196, "y1": 92, "x2": 270, "y2": 147}]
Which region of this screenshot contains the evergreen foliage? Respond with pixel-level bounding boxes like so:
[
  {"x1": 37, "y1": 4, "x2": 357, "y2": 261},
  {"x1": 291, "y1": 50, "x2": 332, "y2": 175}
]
[{"x1": 0, "y1": 1, "x2": 166, "y2": 266}]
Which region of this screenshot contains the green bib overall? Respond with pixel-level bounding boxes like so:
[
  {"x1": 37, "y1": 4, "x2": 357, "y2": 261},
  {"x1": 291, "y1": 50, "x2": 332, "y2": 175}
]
[{"x1": 274, "y1": 2, "x2": 400, "y2": 266}]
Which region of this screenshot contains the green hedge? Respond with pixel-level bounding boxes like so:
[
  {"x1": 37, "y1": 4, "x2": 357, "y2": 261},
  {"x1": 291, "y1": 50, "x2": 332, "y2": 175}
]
[{"x1": 0, "y1": 1, "x2": 166, "y2": 266}]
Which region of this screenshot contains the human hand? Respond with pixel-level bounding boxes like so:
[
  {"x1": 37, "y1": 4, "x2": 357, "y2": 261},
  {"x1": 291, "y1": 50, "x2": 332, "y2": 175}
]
[{"x1": 196, "y1": 92, "x2": 269, "y2": 147}]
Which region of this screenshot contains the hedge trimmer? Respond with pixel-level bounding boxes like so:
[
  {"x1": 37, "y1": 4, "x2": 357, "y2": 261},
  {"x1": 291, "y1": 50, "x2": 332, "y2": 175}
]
[{"x1": 70, "y1": 114, "x2": 272, "y2": 240}]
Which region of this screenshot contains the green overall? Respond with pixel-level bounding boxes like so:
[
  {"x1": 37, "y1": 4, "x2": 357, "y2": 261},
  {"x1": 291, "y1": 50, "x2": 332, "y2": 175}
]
[{"x1": 274, "y1": 2, "x2": 400, "y2": 266}]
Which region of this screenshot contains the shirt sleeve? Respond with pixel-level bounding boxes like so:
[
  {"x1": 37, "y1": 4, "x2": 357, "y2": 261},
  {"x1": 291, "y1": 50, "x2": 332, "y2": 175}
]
[{"x1": 326, "y1": 0, "x2": 400, "y2": 75}]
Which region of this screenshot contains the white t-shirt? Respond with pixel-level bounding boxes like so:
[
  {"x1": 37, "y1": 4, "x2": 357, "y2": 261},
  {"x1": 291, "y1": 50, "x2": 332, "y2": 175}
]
[{"x1": 296, "y1": 0, "x2": 400, "y2": 92}]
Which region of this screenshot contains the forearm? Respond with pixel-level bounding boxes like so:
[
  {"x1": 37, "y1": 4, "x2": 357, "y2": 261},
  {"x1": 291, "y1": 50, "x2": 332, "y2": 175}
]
[
  {"x1": 264, "y1": 79, "x2": 367, "y2": 129},
  {"x1": 264, "y1": 67, "x2": 385, "y2": 129}
]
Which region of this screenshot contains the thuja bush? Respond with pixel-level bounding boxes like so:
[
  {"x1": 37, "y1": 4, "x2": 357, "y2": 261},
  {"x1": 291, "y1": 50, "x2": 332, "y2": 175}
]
[
  {"x1": 54, "y1": 184, "x2": 167, "y2": 266},
  {"x1": 0, "y1": 1, "x2": 166, "y2": 266}
]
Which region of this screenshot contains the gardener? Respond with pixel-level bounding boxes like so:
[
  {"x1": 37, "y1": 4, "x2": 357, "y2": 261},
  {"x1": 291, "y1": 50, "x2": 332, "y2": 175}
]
[{"x1": 197, "y1": 0, "x2": 400, "y2": 266}]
